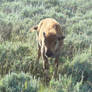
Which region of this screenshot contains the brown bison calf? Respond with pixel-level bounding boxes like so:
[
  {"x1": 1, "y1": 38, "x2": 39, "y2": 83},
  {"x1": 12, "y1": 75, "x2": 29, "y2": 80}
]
[{"x1": 30, "y1": 18, "x2": 65, "y2": 76}]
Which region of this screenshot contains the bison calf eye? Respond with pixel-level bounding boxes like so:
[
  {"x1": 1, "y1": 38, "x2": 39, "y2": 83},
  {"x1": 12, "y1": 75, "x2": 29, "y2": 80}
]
[{"x1": 58, "y1": 36, "x2": 65, "y2": 41}]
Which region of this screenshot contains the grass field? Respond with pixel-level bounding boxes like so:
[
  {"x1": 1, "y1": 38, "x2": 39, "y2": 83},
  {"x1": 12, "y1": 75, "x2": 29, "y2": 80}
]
[{"x1": 0, "y1": 0, "x2": 92, "y2": 92}]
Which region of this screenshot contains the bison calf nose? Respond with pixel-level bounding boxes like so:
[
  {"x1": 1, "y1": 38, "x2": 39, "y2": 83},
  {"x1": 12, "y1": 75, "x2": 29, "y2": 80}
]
[{"x1": 46, "y1": 50, "x2": 53, "y2": 57}]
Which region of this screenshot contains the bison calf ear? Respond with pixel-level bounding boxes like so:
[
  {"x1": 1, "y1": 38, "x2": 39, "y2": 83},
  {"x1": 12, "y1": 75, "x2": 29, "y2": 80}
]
[
  {"x1": 33, "y1": 26, "x2": 38, "y2": 30},
  {"x1": 30, "y1": 25, "x2": 38, "y2": 32}
]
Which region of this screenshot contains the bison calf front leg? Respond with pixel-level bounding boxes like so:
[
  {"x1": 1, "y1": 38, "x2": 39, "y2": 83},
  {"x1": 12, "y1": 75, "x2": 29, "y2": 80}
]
[
  {"x1": 42, "y1": 55, "x2": 49, "y2": 70},
  {"x1": 41, "y1": 46, "x2": 49, "y2": 70}
]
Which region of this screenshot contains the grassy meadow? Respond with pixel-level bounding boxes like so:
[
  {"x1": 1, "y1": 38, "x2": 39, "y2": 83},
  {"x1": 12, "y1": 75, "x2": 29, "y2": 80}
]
[{"x1": 0, "y1": 0, "x2": 92, "y2": 92}]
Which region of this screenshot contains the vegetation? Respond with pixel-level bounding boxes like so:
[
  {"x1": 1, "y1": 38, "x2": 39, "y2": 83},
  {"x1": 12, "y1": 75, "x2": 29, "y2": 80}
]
[{"x1": 0, "y1": 0, "x2": 92, "y2": 92}]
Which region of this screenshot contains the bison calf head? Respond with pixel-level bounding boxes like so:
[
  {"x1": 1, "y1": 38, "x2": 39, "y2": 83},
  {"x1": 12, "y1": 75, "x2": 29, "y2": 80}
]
[{"x1": 42, "y1": 32, "x2": 65, "y2": 58}]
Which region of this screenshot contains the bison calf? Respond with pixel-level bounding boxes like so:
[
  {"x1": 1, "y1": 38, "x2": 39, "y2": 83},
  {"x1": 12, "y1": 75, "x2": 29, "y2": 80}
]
[{"x1": 30, "y1": 18, "x2": 65, "y2": 77}]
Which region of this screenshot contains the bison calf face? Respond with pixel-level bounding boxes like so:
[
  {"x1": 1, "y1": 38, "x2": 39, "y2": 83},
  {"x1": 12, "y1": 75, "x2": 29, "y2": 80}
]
[{"x1": 43, "y1": 32, "x2": 65, "y2": 58}]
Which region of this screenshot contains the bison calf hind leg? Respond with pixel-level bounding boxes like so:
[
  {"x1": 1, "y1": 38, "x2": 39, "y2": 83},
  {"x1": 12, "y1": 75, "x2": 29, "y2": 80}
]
[{"x1": 36, "y1": 44, "x2": 41, "y2": 63}]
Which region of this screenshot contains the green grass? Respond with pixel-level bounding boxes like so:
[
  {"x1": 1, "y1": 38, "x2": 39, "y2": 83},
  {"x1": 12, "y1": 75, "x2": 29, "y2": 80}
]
[{"x1": 0, "y1": 0, "x2": 92, "y2": 92}]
